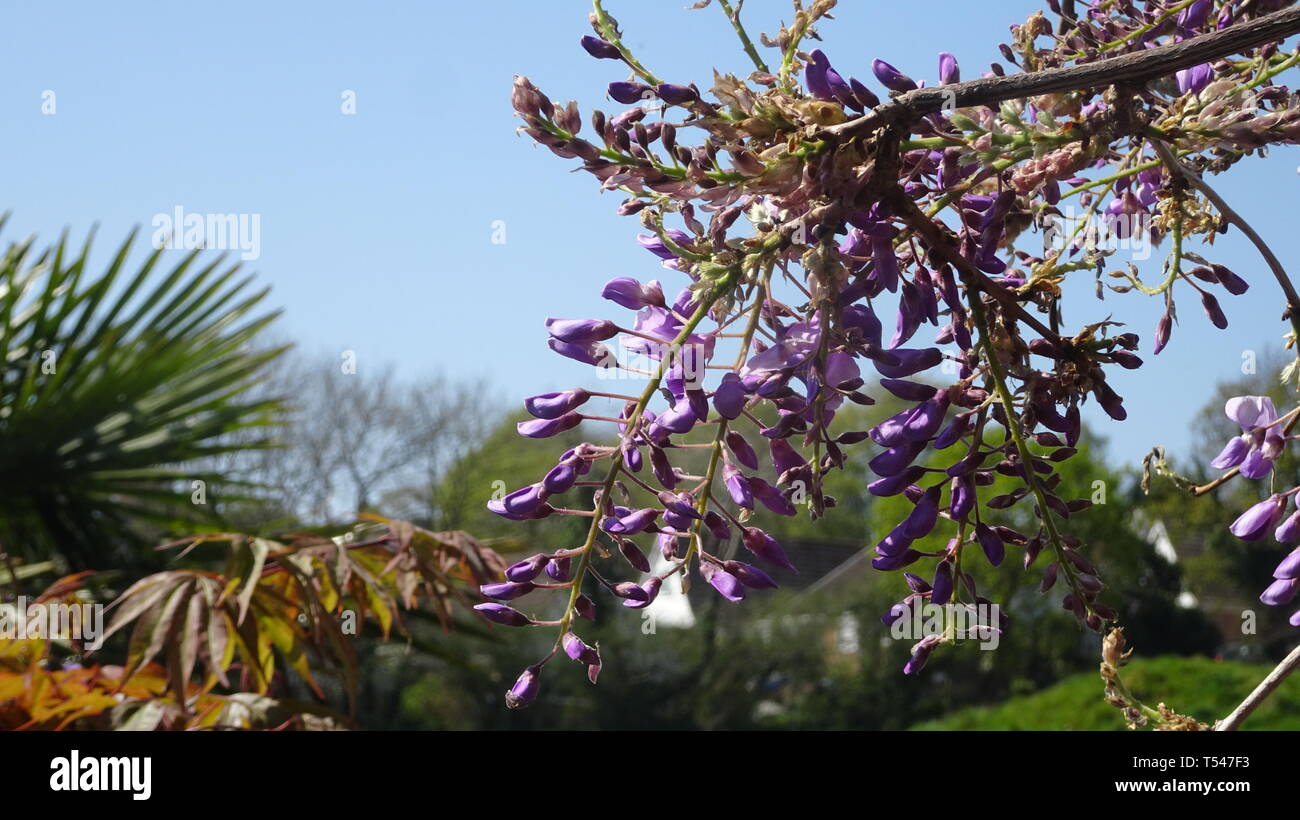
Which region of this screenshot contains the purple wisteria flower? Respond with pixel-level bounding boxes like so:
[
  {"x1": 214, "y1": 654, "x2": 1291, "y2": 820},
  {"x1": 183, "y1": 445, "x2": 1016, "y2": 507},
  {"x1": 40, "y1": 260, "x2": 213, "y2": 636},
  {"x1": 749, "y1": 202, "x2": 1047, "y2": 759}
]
[
  {"x1": 491, "y1": 0, "x2": 1300, "y2": 706},
  {"x1": 1211, "y1": 396, "x2": 1286, "y2": 479}
]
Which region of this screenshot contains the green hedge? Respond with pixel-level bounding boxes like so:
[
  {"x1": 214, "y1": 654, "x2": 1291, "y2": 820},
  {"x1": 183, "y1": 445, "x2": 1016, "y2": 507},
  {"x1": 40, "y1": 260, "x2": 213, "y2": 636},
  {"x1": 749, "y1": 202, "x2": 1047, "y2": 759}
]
[{"x1": 912, "y1": 656, "x2": 1300, "y2": 730}]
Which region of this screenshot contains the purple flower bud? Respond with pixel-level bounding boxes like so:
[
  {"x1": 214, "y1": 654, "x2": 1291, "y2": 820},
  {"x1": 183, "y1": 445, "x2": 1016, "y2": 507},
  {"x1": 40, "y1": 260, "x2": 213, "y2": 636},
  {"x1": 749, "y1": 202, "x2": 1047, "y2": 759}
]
[
  {"x1": 1230, "y1": 496, "x2": 1284, "y2": 541},
  {"x1": 903, "y1": 635, "x2": 939, "y2": 675},
  {"x1": 581, "y1": 35, "x2": 622, "y2": 60},
  {"x1": 1274, "y1": 548, "x2": 1300, "y2": 579},
  {"x1": 654, "y1": 399, "x2": 698, "y2": 435},
  {"x1": 726, "y1": 561, "x2": 779, "y2": 590},
  {"x1": 612, "y1": 581, "x2": 650, "y2": 603},
  {"x1": 1260, "y1": 578, "x2": 1299, "y2": 607},
  {"x1": 549, "y1": 338, "x2": 614, "y2": 366},
  {"x1": 474, "y1": 603, "x2": 533, "y2": 627},
  {"x1": 868, "y1": 465, "x2": 926, "y2": 497},
  {"x1": 1200, "y1": 291, "x2": 1228, "y2": 329},
  {"x1": 869, "y1": 407, "x2": 913, "y2": 448},
  {"x1": 938, "y1": 52, "x2": 960, "y2": 85},
  {"x1": 525, "y1": 389, "x2": 591, "y2": 419},
  {"x1": 1211, "y1": 264, "x2": 1249, "y2": 295},
  {"x1": 872, "y1": 548, "x2": 922, "y2": 571},
  {"x1": 608, "y1": 81, "x2": 652, "y2": 104},
  {"x1": 619, "y1": 538, "x2": 652, "y2": 573},
  {"x1": 872, "y1": 58, "x2": 918, "y2": 92},
  {"x1": 804, "y1": 50, "x2": 835, "y2": 101},
  {"x1": 933, "y1": 413, "x2": 971, "y2": 449},
  {"x1": 713, "y1": 372, "x2": 747, "y2": 419},
  {"x1": 1277, "y1": 511, "x2": 1300, "y2": 544},
  {"x1": 657, "y1": 490, "x2": 702, "y2": 520},
  {"x1": 1177, "y1": 63, "x2": 1213, "y2": 96},
  {"x1": 1178, "y1": 0, "x2": 1213, "y2": 31},
  {"x1": 546, "y1": 317, "x2": 619, "y2": 344},
  {"x1": 487, "y1": 499, "x2": 554, "y2": 521},
  {"x1": 505, "y1": 665, "x2": 541, "y2": 709},
  {"x1": 876, "y1": 525, "x2": 914, "y2": 558},
  {"x1": 904, "y1": 393, "x2": 950, "y2": 442},
  {"x1": 501, "y1": 483, "x2": 549, "y2": 515},
  {"x1": 505, "y1": 553, "x2": 549, "y2": 582},
  {"x1": 517, "y1": 412, "x2": 583, "y2": 439},
  {"x1": 650, "y1": 446, "x2": 678, "y2": 489},
  {"x1": 874, "y1": 347, "x2": 943, "y2": 379},
  {"x1": 562, "y1": 632, "x2": 601, "y2": 666},
  {"x1": 542, "y1": 460, "x2": 579, "y2": 494},
  {"x1": 950, "y1": 475, "x2": 975, "y2": 519},
  {"x1": 880, "y1": 379, "x2": 938, "y2": 402},
  {"x1": 726, "y1": 430, "x2": 759, "y2": 469},
  {"x1": 868, "y1": 440, "x2": 927, "y2": 477},
  {"x1": 703, "y1": 511, "x2": 731, "y2": 540},
  {"x1": 623, "y1": 576, "x2": 662, "y2": 609},
  {"x1": 602, "y1": 276, "x2": 665, "y2": 310},
  {"x1": 575, "y1": 594, "x2": 596, "y2": 620},
  {"x1": 902, "y1": 486, "x2": 942, "y2": 538},
  {"x1": 481, "y1": 581, "x2": 536, "y2": 601},
  {"x1": 742, "y1": 527, "x2": 797, "y2": 572},
  {"x1": 656, "y1": 83, "x2": 698, "y2": 105},
  {"x1": 849, "y1": 78, "x2": 881, "y2": 109},
  {"x1": 749, "y1": 477, "x2": 796, "y2": 516},
  {"x1": 546, "y1": 556, "x2": 572, "y2": 582},
  {"x1": 1153, "y1": 312, "x2": 1172, "y2": 355},
  {"x1": 1211, "y1": 435, "x2": 1249, "y2": 470},
  {"x1": 769, "y1": 437, "x2": 807, "y2": 477},
  {"x1": 723, "y1": 462, "x2": 754, "y2": 509},
  {"x1": 699, "y1": 561, "x2": 746, "y2": 602},
  {"x1": 603, "y1": 507, "x2": 660, "y2": 535},
  {"x1": 931, "y1": 560, "x2": 954, "y2": 606},
  {"x1": 975, "y1": 523, "x2": 1005, "y2": 567}
]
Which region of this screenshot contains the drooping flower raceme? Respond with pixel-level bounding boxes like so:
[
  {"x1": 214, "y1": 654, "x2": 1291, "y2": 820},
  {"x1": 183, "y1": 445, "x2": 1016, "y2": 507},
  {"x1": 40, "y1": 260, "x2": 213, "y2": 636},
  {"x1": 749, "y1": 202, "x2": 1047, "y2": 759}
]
[
  {"x1": 484, "y1": 0, "x2": 1300, "y2": 707},
  {"x1": 1212, "y1": 395, "x2": 1300, "y2": 627}
]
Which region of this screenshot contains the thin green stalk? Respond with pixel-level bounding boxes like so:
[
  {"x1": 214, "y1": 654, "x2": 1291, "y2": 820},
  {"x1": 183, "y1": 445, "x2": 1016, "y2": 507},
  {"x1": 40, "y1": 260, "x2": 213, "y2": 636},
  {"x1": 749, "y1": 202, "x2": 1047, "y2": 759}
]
[
  {"x1": 592, "y1": 0, "x2": 661, "y2": 85},
  {"x1": 718, "y1": 0, "x2": 770, "y2": 75}
]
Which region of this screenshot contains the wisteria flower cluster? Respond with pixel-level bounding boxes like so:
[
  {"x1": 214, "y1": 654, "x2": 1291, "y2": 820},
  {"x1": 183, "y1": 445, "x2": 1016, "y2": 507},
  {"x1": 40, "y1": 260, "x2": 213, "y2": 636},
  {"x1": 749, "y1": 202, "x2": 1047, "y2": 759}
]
[
  {"x1": 485, "y1": 0, "x2": 1300, "y2": 708},
  {"x1": 1215, "y1": 396, "x2": 1300, "y2": 626}
]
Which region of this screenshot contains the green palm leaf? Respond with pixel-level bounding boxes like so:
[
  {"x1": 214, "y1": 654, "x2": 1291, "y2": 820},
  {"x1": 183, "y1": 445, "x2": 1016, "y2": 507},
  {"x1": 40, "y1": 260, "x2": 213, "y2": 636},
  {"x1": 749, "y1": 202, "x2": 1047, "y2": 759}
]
[{"x1": 0, "y1": 216, "x2": 286, "y2": 569}]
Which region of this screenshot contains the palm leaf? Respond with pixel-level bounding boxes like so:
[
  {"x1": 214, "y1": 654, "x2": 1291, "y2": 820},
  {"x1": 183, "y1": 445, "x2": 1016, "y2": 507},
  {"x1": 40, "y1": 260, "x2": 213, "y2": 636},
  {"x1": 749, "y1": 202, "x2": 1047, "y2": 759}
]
[{"x1": 0, "y1": 222, "x2": 285, "y2": 568}]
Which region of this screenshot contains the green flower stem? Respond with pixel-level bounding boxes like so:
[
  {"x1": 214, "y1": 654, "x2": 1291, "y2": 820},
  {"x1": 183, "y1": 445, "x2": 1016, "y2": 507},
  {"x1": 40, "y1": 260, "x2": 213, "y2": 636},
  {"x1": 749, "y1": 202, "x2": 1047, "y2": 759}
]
[
  {"x1": 593, "y1": 0, "x2": 662, "y2": 85},
  {"x1": 717, "y1": 0, "x2": 770, "y2": 75}
]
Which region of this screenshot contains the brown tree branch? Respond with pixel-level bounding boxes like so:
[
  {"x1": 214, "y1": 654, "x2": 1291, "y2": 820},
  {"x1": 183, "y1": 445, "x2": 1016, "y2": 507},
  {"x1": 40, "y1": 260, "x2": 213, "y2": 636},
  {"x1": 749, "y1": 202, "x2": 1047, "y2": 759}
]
[{"x1": 821, "y1": 5, "x2": 1300, "y2": 140}]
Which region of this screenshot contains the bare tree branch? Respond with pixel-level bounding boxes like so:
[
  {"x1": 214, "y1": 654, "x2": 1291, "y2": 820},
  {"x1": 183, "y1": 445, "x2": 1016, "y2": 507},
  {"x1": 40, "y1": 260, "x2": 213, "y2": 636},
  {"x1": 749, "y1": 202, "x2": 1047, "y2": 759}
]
[
  {"x1": 1216, "y1": 642, "x2": 1300, "y2": 730},
  {"x1": 823, "y1": 5, "x2": 1300, "y2": 140}
]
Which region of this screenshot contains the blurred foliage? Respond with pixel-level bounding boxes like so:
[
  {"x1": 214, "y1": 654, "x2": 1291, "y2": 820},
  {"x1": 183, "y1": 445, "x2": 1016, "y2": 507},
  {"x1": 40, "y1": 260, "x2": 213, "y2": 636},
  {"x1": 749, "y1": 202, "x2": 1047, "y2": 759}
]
[
  {"x1": 912, "y1": 656, "x2": 1300, "y2": 730},
  {"x1": 0, "y1": 518, "x2": 503, "y2": 729}
]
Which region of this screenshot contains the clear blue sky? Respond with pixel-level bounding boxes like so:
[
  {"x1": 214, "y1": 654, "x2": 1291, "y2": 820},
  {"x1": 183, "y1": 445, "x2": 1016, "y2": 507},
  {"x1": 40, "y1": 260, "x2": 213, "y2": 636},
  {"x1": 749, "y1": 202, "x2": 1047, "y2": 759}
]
[{"x1": 1, "y1": 0, "x2": 1296, "y2": 470}]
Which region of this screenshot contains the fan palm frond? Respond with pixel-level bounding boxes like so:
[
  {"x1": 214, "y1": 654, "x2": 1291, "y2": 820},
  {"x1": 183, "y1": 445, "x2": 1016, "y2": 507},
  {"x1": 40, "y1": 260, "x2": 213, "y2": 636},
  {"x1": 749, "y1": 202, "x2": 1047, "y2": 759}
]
[{"x1": 0, "y1": 215, "x2": 287, "y2": 569}]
